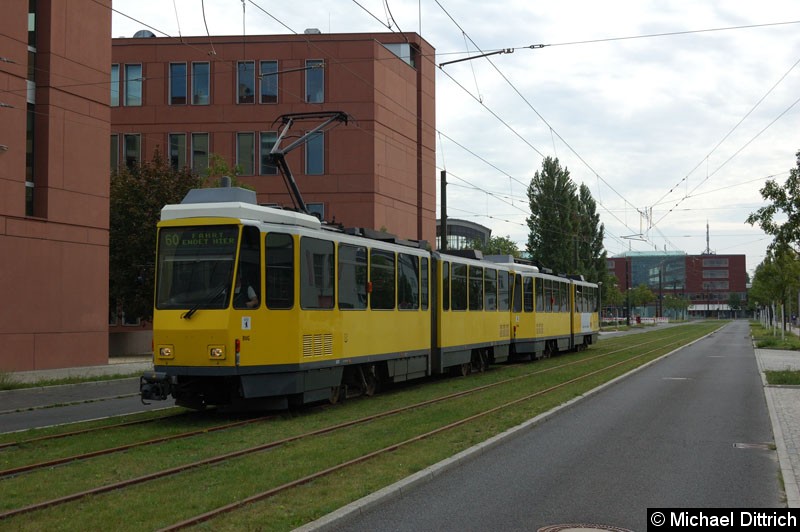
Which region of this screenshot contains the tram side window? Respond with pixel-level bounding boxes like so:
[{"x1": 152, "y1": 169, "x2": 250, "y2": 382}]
[
  {"x1": 497, "y1": 271, "x2": 510, "y2": 311},
  {"x1": 468, "y1": 266, "x2": 483, "y2": 311},
  {"x1": 535, "y1": 277, "x2": 544, "y2": 312},
  {"x1": 451, "y1": 263, "x2": 467, "y2": 311},
  {"x1": 370, "y1": 249, "x2": 395, "y2": 310},
  {"x1": 421, "y1": 258, "x2": 429, "y2": 310},
  {"x1": 524, "y1": 277, "x2": 533, "y2": 312},
  {"x1": 544, "y1": 279, "x2": 553, "y2": 312},
  {"x1": 442, "y1": 261, "x2": 450, "y2": 311},
  {"x1": 265, "y1": 233, "x2": 294, "y2": 309},
  {"x1": 552, "y1": 281, "x2": 561, "y2": 312},
  {"x1": 560, "y1": 282, "x2": 568, "y2": 313},
  {"x1": 234, "y1": 226, "x2": 262, "y2": 309},
  {"x1": 575, "y1": 286, "x2": 583, "y2": 313},
  {"x1": 485, "y1": 269, "x2": 497, "y2": 311},
  {"x1": 300, "y1": 237, "x2": 334, "y2": 309},
  {"x1": 338, "y1": 244, "x2": 367, "y2": 310},
  {"x1": 398, "y1": 253, "x2": 420, "y2": 310},
  {"x1": 512, "y1": 274, "x2": 522, "y2": 312}
]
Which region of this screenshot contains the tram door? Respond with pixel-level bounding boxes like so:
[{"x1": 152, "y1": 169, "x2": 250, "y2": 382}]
[{"x1": 511, "y1": 273, "x2": 523, "y2": 339}]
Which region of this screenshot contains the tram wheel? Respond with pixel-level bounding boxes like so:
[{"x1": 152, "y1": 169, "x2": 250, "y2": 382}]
[{"x1": 329, "y1": 385, "x2": 343, "y2": 405}]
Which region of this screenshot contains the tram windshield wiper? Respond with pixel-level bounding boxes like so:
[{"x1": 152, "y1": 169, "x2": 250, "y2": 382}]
[{"x1": 181, "y1": 284, "x2": 227, "y2": 320}]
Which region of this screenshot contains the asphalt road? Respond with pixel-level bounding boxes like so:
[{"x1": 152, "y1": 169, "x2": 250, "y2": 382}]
[
  {"x1": 0, "y1": 378, "x2": 168, "y2": 434},
  {"x1": 329, "y1": 320, "x2": 781, "y2": 531}
]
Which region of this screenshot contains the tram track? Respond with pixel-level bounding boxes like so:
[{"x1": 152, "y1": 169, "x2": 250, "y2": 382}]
[
  {"x1": 0, "y1": 325, "x2": 716, "y2": 527},
  {"x1": 0, "y1": 411, "x2": 188, "y2": 451},
  {"x1": 0, "y1": 329, "x2": 681, "y2": 480}
]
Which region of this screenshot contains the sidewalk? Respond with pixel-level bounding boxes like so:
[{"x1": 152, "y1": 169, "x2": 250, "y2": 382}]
[
  {"x1": 754, "y1": 347, "x2": 800, "y2": 508},
  {"x1": 6, "y1": 356, "x2": 153, "y2": 384}
]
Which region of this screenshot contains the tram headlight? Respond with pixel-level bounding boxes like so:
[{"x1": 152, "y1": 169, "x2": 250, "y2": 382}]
[
  {"x1": 209, "y1": 346, "x2": 225, "y2": 359},
  {"x1": 158, "y1": 346, "x2": 174, "y2": 359}
]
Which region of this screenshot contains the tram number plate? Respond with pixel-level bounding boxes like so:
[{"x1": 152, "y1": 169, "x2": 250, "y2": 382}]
[{"x1": 242, "y1": 317, "x2": 251, "y2": 330}]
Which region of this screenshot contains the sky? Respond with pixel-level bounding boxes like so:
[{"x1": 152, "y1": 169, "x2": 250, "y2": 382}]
[{"x1": 112, "y1": 0, "x2": 800, "y2": 276}]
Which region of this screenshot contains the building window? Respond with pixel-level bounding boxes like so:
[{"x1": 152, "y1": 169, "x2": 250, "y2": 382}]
[
  {"x1": 260, "y1": 60, "x2": 278, "y2": 103},
  {"x1": 305, "y1": 59, "x2": 324, "y2": 103},
  {"x1": 259, "y1": 131, "x2": 278, "y2": 175},
  {"x1": 124, "y1": 64, "x2": 142, "y2": 106},
  {"x1": 110, "y1": 134, "x2": 119, "y2": 171},
  {"x1": 25, "y1": 182, "x2": 34, "y2": 216},
  {"x1": 28, "y1": 0, "x2": 36, "y2": 47},
  {"x1": 169, "y1": 63, "x2": 187, "y2": 105},
  {"x1": 191, "y1": 133, "x2": 209, "y2": 171},
  {"x1": 703, "y1": 270, "x2": 728, "y2": 279},
  {"x1": 124, "y1": 134, "x2": 140, "y2": 168},
  {"x1": 110, "y1": 64, "x2": 119, "y2": 107},
  {"x1": 305, "y1": 131, "x2": 323, "y2": 175},
  {"x1": 237, "y1": 61, "x2": 255, "y2": 104},
  {"x1": 192, "y1": 62, "x2": 210, "y2": 105},
  {"x1": 236, "y1": 132, "x2": 255, "y2": 175},
  {"x1": 169, "y1": 133, "x2": 186, "y2": 170},
  {"x1": 703, "y1": 258, "x2": 729, "y2": 267},
  {"x1": 26, "y1": 103, "x2": 34, "y2": 181},
  {"x1": 307, "y1": 203, "x2": 324, "y2": 220}
]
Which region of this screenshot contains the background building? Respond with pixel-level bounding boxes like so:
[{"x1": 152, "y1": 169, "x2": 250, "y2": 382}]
[
  {"x1": 0, "y1": 0, "x2": 111, "y2": 371},
  {"x1": 607, "y1": 251, "x2": 748, "y2": 319},
  {"x1": 436, "y1": 218, "x2": 491, "y2": 250},
  {"x1": 111, "y1": 31, "x2": 436, "y2": 245}
]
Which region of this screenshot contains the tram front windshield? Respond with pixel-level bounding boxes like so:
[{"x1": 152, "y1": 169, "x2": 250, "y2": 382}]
[{"x1": 156, "y1": 225, "x2": 238, "y2": 310}]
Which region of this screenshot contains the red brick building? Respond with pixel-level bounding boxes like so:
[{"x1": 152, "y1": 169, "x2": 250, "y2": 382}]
[
  {"x1": 607, "y1": 252, "x2": 748, "y2": 318},
  {"x1": 0, "y1": 0, "x2": 111, "y2": 372},
  {"x1": 110, "y1": 31, "x2": 436, "y2": 244}
]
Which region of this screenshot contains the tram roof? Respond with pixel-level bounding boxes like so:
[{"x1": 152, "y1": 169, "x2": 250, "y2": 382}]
[{"x1": 161, "y1": 202, "x2": 322, "y2": 230}]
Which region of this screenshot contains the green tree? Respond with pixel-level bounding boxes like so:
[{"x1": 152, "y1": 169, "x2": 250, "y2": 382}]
[
  {"x1": 576, "y1": 183, "x2": 609, "y2": 284},
  {"x1": 630, "y1": 284, "x2": 655, "y2": 315},
  {"x1": 727, "y1": 293, "x2": 742, "y2": 319},
  {"x1": 470, "y1": 235, "x2": 521, "y2": 257},
  {"x1": 110, "y1": 149, "x2": 201, "y2": 321},
  {"x1": 746, "y1": 150, "x2": 800, "y2": 252},
  {"x1": 663, "y1": 294, "x2": 690, "y2": 320},
  {"x1": 204, "y1": 153, "x2": 251, "y2": 189},
  {"x1": 526, "y1": 156, "x2": 577, "y2": 273},
  {"x1": 749, "y1": 246, "x2": 800, "y2": 328},
  {"x1": 601, "y1": 281, "x2": 624, "y2": 322},
  {"x1": 526, "y1": 157, "x2": 608, "y2": 283}
]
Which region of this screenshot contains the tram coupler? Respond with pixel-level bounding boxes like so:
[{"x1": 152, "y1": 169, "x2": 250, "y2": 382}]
[{"x1": 140, "y1": 371, "x2": 172, "y2": 404}]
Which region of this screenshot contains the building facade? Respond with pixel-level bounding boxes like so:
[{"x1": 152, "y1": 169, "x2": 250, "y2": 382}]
[
  {"x1": 607, "y1": 251, "x2": 748, "y2": 319},
  {"x1": 0, "y1": 0, "x2": 111, "y2": 371},
  {"x1": 436, "y1": 218, "x2": 491, "y2": 250},
  {"x1": 111, "y1": 31, "x2": 436, "y2": 245}
]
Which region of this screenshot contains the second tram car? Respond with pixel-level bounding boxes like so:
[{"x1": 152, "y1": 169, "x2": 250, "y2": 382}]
[{"x1": 141, "y1": 188, "x2": 599, "y2": 409}]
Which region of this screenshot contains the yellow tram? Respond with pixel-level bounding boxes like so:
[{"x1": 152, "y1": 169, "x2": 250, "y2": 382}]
[{"x1": 141, "y1": 187, "x2": 599, "y2": 409}]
